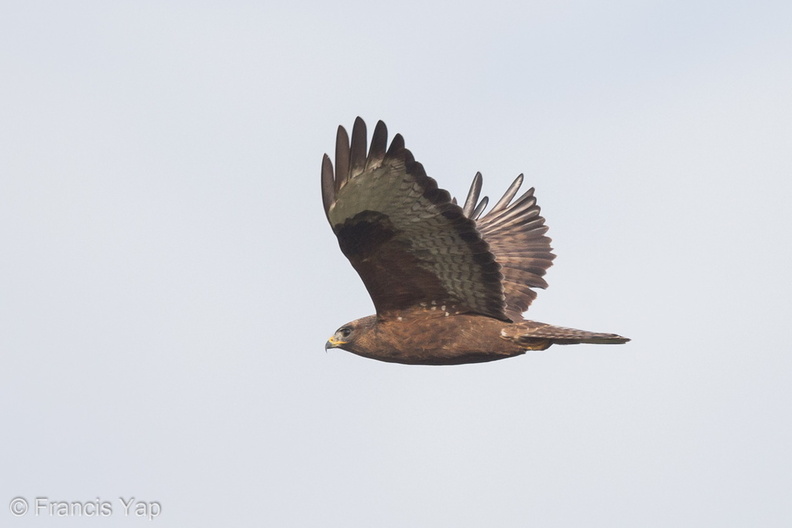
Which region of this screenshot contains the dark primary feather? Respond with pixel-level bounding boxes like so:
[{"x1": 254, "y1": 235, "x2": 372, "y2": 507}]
[
  {"x1": 461, "y1": 172, "x2": 483, "y2": 218},
  {"x1": 322, "y1": 118, "x2": 509, "y2": 321}
]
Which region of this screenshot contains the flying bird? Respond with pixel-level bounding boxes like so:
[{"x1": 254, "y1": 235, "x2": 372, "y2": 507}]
[{"x1": 322, "y1": 118, "x2": 628, "y2": 365}]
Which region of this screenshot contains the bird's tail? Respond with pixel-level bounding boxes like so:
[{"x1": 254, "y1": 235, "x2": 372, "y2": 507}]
[{"x1": 502, "y1": 320, "x2": 630, "y2": 347}]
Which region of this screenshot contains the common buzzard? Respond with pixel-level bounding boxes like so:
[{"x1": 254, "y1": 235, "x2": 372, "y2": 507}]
[{"x1": 323, "y1": 118, "x2": 628, "y2": 365}]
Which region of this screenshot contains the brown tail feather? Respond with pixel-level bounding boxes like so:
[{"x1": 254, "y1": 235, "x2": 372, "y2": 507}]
[{"x1": 502, "y1": 320, "x2": 630, "y2": 347}]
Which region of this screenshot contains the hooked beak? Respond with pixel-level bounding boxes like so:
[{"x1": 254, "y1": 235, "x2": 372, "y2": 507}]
[{"x1": 325, "y1": 335, "x2": 347, "y2": 350}]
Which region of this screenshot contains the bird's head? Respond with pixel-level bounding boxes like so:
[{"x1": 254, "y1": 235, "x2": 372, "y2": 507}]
[
  {"x1": 325, "y1": 315, "x2": 377, "y2": 354},
  {"x1": 325, "y1": 325, "x2": 354, "y2": 350}
]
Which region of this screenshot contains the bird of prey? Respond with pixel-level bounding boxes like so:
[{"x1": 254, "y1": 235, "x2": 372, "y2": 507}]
[{"x1": 322, "y1": 118, "x2": 629, "y2": 365}]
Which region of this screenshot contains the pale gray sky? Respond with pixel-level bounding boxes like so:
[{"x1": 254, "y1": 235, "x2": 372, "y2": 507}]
[{"x1": 2, "y1": 1, "x2": 791, "y2": 526}]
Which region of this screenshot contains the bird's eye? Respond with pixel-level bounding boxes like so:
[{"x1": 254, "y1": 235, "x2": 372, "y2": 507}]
[{"x1": 340, "y1": 327, "x2": 352, "y2": 338}]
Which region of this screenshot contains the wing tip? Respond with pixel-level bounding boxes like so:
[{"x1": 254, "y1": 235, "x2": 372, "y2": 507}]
[{"x1": 321, "y1": 154, "x2": 335, "y2": 216}]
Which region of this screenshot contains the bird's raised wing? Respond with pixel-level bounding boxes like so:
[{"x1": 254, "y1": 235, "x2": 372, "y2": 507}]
[
  {"x1": 459, "y1": 173, "x2": 555, "y2": 321},
  {"x1": 322, "y1": 118, "x2": 509, "y2": 321}
]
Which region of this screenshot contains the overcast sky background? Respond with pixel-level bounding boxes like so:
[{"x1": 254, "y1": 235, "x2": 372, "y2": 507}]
[{"x1": 2, "y1": 1, "x2": 791, "y2": 526}]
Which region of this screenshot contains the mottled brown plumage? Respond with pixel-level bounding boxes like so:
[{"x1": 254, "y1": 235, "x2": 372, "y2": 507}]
[{"x1": 323, "y1": 118, "x2": 628, "y2": 365}]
